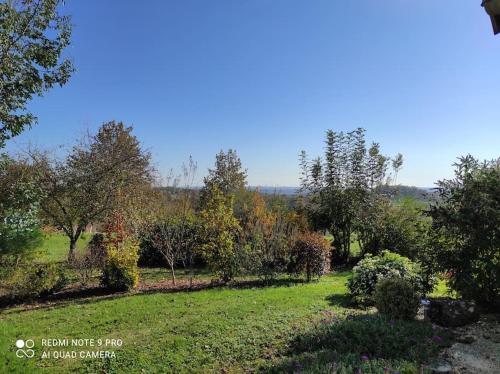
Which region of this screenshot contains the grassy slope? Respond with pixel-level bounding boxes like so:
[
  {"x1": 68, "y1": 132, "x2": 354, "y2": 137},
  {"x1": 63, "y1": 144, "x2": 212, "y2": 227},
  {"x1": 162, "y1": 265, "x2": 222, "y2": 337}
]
[
  {"x1": 1, "y1": 273, "x2": 345, "y2": 373},
  {"x1": 2, "y1": 233, "x2": 450, "y2": 373},
  {"x1": 0, "y1": 273, "x2": 449, "y2": 374}
]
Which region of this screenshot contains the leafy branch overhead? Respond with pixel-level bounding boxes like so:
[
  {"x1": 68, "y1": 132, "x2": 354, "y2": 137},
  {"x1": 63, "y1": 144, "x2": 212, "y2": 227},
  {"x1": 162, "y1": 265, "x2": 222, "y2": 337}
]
[{"x1": 0, "y1": 0, "x2": 74, "y2": 147}]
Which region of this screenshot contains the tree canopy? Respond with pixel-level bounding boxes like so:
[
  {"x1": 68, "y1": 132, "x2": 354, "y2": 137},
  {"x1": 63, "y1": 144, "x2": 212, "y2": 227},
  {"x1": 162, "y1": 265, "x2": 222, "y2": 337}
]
[
  {"x1": 32, "y1": 121, "x2": 154, "y2": 259},
  {"x1": 0, "y1": 0, "x2": 74, "y2": 147},
  {"x1": 428, "y1": 155, "x2": 500, "y2": 305},
  {"x1": 300, "y1": 128, "x2": 402, "y2": 263},
  {"x1": 202, "y1": 149, "x2": 247, "y2": 196}
]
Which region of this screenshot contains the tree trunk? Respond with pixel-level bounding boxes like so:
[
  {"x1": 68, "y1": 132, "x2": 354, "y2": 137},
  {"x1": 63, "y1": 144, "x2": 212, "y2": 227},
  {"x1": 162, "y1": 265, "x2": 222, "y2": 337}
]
[
  {"x1": 188, "y1": 265, "x2": 193, "y2": 289},
  {"x1": 343, "y1": 228, "x2": 351, "y2": 261},
  {"x1": 170, "y1": 263, "x2": 176, "y2": 286},
  {"x1": 67, "y1": 226, "x2": 83, "y2": 263},
  {"x1": 68, "y1": 238, "x2": 77, "y2": 262}
]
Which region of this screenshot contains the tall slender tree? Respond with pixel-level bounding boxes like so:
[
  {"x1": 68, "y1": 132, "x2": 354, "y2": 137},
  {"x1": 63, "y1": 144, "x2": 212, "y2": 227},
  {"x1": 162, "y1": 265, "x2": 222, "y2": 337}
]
[{"x1": 300, "y1": 128, "x2": 402, "y2": 264}]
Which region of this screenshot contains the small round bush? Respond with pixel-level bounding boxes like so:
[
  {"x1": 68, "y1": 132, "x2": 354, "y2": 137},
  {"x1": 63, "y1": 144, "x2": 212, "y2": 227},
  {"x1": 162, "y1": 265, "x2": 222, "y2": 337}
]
[
  {"x1": 288, "y1": 231, "x2": 331, "y2": 282},
  {"x1": 374, "y1": 277, "x2": 420, "y2": 320},
  {"x1": 347, "y1": 250, "x2": 431, "y2": 304}
]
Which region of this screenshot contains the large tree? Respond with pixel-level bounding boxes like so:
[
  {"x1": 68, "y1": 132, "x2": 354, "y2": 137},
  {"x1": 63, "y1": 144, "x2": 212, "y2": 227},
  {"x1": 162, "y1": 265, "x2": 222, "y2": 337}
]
[
  {"x1": 33, "y1": 121, "x2": 153, "y2": 260},
  {"x1": 0, "y1": 0, "x2": 74, "y2": 147},
  {"x1": 300, "y1": 128, "x2": 401, "y2": 264},
  {"x1": 428, "y1": 155, "x2": 500, "y2": 305}
]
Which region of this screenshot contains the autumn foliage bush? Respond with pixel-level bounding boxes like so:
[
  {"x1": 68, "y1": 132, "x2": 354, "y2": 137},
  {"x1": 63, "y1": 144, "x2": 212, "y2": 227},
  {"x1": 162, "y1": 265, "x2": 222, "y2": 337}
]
[
  {"x1": 239, "y1": 192, "x2": 298, "y2": 281},
  {"x1": 100, "y1": 214, "x2": 140, "y2": 291},
  {"x1": 101, "y1": 239, "x2": 140, "y2": 291},
  {"x1": 288, "y1": 231, "x2": 331, "y2": 282}
]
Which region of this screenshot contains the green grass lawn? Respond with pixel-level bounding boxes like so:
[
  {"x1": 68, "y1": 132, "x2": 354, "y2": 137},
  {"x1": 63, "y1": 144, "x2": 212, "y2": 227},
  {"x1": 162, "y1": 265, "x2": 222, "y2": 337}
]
[
  {"x1": 36, "y1": 232, "x2": 93, "y2": 263},
  {"x1": 0, "y1": 272, "x2": 450, "y2": 374}
]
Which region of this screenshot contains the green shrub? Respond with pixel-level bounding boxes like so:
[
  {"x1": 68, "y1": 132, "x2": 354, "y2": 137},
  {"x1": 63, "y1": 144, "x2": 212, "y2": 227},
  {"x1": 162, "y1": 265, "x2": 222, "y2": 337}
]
[
  {"x1": 101, "y1": 239, "x2": 140, "y2": 291},
  {"x1": 347, "y1": 250, "x2": 431, "y2": 304},
  {"x1": 374, "y1": 277, "x2": 420, "y2": 320},
  {"x1": 197, "y1": 185, "x2": 241, "y2": 283},
  {"x1": 7, "y1": 263, "x2": 69, "y2": 300},
  {"x1": 138, "y1": 235, "x2": 166, "y2": 267},
  {"x1": 357, "y1": 196, "x2": 431, "y2": 261},
  {"x1": 427, "y1": 156, "x2": 500, "y2": 306},
  {"x1": 0, "y1": 155, "x2": 43, "y2": 269},
  {"x1": 288, "y1": 232, "x2": 330, "y2": 282}
]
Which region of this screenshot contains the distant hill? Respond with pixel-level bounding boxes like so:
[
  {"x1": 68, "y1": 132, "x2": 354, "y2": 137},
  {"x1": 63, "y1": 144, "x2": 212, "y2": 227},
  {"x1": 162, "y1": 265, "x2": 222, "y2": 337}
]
[
  {"x1": 249, "y1": 186, "x2": 300, "y2": 196},
  {"x1": 378, "y1": 185, "x2": 436, "y2": 202},
  {"x1": 250, "y1": 185, "x2": 435, "y2": 201},
  {"x1": 157, "y1": 185, "x2": 435, "y2": 201}
]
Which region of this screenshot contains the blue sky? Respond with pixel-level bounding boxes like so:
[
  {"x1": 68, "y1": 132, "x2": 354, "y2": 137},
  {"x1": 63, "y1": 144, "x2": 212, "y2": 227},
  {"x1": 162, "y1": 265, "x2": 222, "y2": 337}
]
[{"x1": 5, "y1": 1, "x2": 500, "y2": 187}]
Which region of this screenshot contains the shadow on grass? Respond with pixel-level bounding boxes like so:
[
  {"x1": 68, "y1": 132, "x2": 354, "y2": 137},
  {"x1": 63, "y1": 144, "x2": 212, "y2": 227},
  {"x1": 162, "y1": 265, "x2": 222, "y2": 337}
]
[
  {"x1": 229, "y1": 277, "x2": 306, "y2": 289},
  {"x1": 0, "y1": 276, "x2": 307, "y2": 314},
  {"x1": 325, "y1": 293, "x2": 353, "y2": 308},
  {"x1": 0, "y1": 286, "x2": 131, "y2": 313},
  {"x1": 264, "y1": 313, "x2": 454, "y2": 374}
]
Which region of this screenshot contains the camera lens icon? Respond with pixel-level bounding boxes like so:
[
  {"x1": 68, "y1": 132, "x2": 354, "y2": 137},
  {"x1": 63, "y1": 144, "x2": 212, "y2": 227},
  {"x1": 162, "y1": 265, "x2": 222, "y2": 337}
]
[{"x1": 15, "y1": 339, "x2": 35, "y2": 358}]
